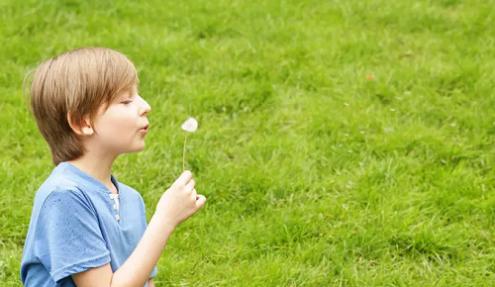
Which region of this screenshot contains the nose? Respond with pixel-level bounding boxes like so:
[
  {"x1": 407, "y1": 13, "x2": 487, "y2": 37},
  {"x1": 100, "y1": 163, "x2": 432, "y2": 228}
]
[{"x1": 137, "y1": 95, "x2": 151, "y2": 116}]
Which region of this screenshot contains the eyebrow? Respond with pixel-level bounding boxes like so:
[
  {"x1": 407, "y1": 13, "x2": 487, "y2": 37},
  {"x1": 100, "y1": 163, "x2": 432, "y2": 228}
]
[{"x1": 115, "y1": 94, "x2": 131, "y2": 103}]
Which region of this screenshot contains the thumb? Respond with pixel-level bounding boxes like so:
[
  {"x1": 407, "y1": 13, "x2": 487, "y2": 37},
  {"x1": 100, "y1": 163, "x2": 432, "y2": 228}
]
[{"x1": 195, "y1": 194, "x2": 207, "y2": 209}]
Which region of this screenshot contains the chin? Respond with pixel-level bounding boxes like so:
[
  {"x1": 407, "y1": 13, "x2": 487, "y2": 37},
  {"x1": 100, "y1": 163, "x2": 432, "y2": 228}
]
[
  {"x1": 125, "y1": 143, "x2": 146, "y2": 154},
  {"x1": 134, "y1": 144, "x2": 146, "y2": 152}
]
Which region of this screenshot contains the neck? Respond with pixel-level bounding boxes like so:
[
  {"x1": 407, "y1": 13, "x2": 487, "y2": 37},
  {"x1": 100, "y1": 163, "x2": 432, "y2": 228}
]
[{"x1": 67, "y1": 150, "x2": 118, "y2": 191}]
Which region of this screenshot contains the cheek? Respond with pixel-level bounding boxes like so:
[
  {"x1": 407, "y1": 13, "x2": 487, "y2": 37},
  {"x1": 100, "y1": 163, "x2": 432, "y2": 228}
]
[{"x1": 96, "y1": 109, "x2": 136, "y2": 141}]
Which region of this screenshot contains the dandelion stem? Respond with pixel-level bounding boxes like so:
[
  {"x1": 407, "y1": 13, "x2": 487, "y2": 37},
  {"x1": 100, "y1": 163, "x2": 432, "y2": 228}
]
[{"x1": 182, "y1": 134, "x2": 188, "y2": 171}]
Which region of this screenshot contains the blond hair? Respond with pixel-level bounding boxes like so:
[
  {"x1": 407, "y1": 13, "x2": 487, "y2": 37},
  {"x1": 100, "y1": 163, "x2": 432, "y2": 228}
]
[{"x1": 25, "y1": 47, "x2": 138, "y2": 165}]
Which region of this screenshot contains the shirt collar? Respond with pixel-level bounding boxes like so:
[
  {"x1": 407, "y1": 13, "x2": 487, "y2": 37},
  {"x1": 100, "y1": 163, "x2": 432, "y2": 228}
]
[{"x1": 57, "y1": 161, "x2": 120, "y2": 194}]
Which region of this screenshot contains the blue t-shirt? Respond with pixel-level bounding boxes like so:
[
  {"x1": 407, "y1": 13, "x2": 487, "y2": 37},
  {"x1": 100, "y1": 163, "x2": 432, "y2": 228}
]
[{"x1": 20, "y1": 161, "x2": 158, "y2": 286}]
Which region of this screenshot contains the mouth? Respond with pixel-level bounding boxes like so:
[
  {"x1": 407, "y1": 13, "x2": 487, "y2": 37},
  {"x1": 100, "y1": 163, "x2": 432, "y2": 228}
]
[{"x1": 139, "y1": 124, "x2": 149, "y2": 132}]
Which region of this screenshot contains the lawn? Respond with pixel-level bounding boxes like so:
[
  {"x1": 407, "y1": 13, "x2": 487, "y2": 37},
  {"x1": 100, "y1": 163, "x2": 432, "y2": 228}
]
[{"x1": 1, "y1": 0, "x2": 495, "y2": 286}]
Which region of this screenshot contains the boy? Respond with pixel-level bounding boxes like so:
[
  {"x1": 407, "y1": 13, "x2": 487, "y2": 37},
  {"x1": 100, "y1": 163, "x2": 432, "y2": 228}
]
[{"x1": 20, "y1": 47, "x2": 206, "y2": 286}]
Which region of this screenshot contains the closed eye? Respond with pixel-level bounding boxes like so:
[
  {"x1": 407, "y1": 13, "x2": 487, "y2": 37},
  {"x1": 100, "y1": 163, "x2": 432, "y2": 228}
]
[{"x1": 121, "y1": 100, "x2": 133, "y2": 105}]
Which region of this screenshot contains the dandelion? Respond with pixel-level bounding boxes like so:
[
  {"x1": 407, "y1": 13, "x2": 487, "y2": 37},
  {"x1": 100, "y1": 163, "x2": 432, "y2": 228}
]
[{"x1": 181, "y1": 117, "x2": 198, "y2": 170}]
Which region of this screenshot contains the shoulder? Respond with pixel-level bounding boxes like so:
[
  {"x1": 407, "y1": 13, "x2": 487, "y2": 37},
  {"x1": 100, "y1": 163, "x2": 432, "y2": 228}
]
[
  {"x1": 35, "y1": 175, "x2": 95, "y2": 218},
  {"x1": 43, "y1": 187, "x2": 88, "y2": 204},
  {"x1": 38, "y1": 172, "x2": 87, "y2": 200},
  {"x1": 40, "y1": 173, "x2": 89, "y2": 200},
  {"x1": 39, "y1": 187, "x2": 94, "y2": 217},
  {"x1": 33, "y1": 186, "x2": 98, "y2": 235},
  {"x1": 39, "y1": 168, "x2": 100, "y2": 201}
]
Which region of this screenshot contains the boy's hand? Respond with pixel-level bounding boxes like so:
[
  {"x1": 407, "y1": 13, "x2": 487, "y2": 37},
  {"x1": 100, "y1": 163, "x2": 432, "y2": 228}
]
[{"x1": 155, "y1": 170, "x2": 206, "y2": 228}]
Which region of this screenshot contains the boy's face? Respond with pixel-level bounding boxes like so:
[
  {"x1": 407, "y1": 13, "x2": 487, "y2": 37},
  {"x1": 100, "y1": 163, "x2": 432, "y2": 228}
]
[{"x1": 90, "y1": 86, "x2": 151, "y2": 155}]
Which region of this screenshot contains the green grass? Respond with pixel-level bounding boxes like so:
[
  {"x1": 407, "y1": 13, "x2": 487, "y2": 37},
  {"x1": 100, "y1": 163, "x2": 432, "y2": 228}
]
[{"x1": 2, "y1": 0, "x2": 495, "y2": 285}]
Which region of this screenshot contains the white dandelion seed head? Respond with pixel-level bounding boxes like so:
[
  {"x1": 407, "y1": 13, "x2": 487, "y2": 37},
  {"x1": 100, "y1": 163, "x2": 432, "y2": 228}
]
[{"x1": 181, "y1": 117, "x2": 198, "y2": 133}]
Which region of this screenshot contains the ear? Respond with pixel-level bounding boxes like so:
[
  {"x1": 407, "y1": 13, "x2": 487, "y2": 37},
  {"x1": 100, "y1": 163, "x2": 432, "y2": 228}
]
[{"x1": 67, "y1": 112, "x2": 94, "y2": 136}]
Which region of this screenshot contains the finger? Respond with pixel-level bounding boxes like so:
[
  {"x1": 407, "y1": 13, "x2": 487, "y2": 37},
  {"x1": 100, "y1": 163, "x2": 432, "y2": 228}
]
[
  {"x1": 195, "y1": 194, "x2": 206, "y2": 208},
  {"x1": 191, "y1": 188, "x2": 198, "y2": 201},
  {"x1": 184, "y1": 179, "x2": 195, "y2": 192},
  {"x1": 174, "y1": 170, "x2": 193, "y2": 187}
]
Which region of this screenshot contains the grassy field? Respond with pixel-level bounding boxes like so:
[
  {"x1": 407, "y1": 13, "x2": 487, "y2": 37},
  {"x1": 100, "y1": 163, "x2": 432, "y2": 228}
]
[{"x1": 1, "y1": 0, "x2": 495, "y2": 285}]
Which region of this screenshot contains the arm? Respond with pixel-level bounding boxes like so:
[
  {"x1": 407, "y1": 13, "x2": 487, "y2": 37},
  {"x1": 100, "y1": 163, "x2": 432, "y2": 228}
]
[
  {"x1": 73, "y1": 171, "x2": 206, "y2": 287},
  {"x1": 110, "y1": 211, "x2": 175, "y2": 286},
  {"x1": 73, "y1": 213, "x2": 175, "y2": 286}
]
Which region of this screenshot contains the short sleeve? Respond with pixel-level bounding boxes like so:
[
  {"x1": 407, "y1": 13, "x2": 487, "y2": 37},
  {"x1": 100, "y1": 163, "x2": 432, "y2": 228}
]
[{"x1": 35, "y1": 189, "x2": 111, "y2": 283}]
